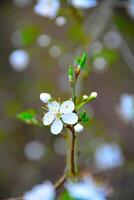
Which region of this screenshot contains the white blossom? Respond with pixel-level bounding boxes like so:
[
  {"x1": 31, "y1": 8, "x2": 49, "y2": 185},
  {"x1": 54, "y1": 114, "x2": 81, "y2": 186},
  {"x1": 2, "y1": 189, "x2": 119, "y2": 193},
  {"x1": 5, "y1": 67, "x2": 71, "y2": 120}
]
[
  {"x1": 24, "y1": 181, "x2": 55, "y2": 200},
  {"x1": 40, "y1": 93, "x2": 52, "y2": 103},
  {"x1": 34, "y1": 0, "x2": 60, "y2": 19},
  {"x1": 71, "y1": 0, "x2": 97, "y2": 9},
  {"x1": 9, "y1": 49, "x2": 30, "y2": 72},
  {"x1": 95, "y1": 143, "x2": 124, "y2": 170},
  {"x1": 74, "y1": 123, "x2": 84, "y2": 133},
  {"x1": 116, "y1": 94, "x2": 134, "y2": 123},
  {"x1": 65, "y1": 177, "x2": 107, "y2": 200},
  {"x1": 41, "y1": 99, "x2": 78, "y2": 135}
]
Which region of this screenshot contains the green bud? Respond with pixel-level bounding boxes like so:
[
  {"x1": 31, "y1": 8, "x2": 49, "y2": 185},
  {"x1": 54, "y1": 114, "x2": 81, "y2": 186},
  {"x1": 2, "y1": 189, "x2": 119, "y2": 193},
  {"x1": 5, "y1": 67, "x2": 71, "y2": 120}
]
[
  {"x1": 80, "y1": 53, "x2": 87, "y2": 69},
  {"x1": 68, "y1": 65, "x2": 74, "y2": 82}
]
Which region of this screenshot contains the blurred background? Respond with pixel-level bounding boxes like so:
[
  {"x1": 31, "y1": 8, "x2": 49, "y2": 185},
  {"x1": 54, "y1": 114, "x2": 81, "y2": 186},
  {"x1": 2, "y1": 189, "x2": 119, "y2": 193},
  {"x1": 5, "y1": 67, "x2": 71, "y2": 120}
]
[{"x1": 0, "y1": 0, "x2": 134, "y2": 199}]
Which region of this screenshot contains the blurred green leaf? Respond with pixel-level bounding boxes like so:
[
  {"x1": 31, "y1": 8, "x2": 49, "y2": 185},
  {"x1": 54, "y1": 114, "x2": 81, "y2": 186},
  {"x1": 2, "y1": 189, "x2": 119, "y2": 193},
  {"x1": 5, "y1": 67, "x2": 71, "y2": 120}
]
[
  {"x1": 92, "y1": 49, "x2": 118, "y2": 64},
  {"x1": 58, "y1": 191, "x2": 75, "y2": 200},
  {"x1": 80, "y1": 111, "x2": 90, "y2": 123},
  {"x1": 68, "y1": 65, "x2": 74, "y2": 81},
  {"x1": 17, "y1": 109, "x2": 41, "y2": 126},
  {"x1": 20, "y1": 25, "x2": 40, "y2": 46}
]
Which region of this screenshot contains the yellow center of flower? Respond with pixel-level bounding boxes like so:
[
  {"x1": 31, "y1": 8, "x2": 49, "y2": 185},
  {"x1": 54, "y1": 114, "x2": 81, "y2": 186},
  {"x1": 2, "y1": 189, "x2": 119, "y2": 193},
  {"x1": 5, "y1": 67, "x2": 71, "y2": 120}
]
[{"x1": 57, "y1": 112, "x2": 61, "y2": 119}]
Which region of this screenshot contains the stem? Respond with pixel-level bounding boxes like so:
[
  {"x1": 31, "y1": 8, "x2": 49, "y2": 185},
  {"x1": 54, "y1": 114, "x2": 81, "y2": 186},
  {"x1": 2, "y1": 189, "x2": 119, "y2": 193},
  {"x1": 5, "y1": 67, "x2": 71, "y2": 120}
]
[
  {"x1": 54, "y1": 173, "x2": 67, "y2": 189},
  {"x1": 72, "y1": 83, "x2": 76, "y2": 104},
  {"x1": 67, "y1": 126, "x2": 78, "y2": 177}
]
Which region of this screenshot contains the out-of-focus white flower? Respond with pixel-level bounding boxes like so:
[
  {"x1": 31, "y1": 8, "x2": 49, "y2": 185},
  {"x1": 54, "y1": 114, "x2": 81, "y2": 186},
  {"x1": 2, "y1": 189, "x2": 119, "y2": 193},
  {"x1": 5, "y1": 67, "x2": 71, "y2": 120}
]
[
  {"x1": 40, "y1": 98, "x2": 78, "y2": 135},
  {"x1": 74, "y1": 123, "x2": 84, "y2": 133},
  {"x1": 13, "y1": 0, "x2": 32, "y2": 7},
  {"x1": 49, "y1": 45, "x2": 61, "y2": 58},
  {"x1": 126, "y1": 0, "x2": 134, "y2": 18},
  {"x1": 37, "y1": 34, "x2": 51, "y2": 47},
  {"x1": 95, "y1": 143, "x2": 124, "y2": 170},
  {"x1": 40, "y1": 93, "x2": 52, "y2": 103},
  {"x1": 71, "y1": 0, "x2": 97, "y2": 9},
  {"x1": 9, "y1": 49, "x2": 30, "y2": 72},
  {"x1": 103, "y1": 31, "x2": 121, "y2": 49},
  {"x1": 24, "y1": 181, "x2": 55, "y2": 200},
  {"x1": 34, "y1": 0, "x2": 60, "y2": 19},
  {"x1": 90, "y1": 41, "x2": 103, "y2": 55},
  {"x1": 65, "y1": 177, "x2": 107, "y2": 200},
  {"x1": 93, "y1": 57, "x2": 108, "y2": 73},
  {"x1": 24, "y1": 141, "x2": 45, "y2": 161},
  {"x1": 117, "y1": 94, "x2": 134, "y2": 123},
  {"x1": 55, "y1": 16, "x2": 66, "y2": 26}
]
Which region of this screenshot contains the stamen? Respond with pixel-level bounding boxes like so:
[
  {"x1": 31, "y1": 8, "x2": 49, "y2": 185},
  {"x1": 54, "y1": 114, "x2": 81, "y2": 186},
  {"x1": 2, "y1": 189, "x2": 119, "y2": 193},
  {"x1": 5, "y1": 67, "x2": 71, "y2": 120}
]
[{"x1": 42, "y1": 106, "x2": 49, "y2": 111}]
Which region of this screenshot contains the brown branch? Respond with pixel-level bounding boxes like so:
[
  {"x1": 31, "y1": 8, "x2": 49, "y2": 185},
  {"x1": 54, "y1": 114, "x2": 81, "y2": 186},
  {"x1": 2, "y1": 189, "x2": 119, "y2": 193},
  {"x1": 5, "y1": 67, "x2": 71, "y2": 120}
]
[{"x1": 54, "y1": 173, "x2": 67, "y2": 190}]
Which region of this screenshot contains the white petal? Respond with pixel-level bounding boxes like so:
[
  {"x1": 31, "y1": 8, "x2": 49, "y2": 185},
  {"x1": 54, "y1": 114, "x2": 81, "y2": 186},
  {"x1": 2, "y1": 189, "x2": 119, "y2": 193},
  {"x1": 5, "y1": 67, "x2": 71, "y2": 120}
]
[
  {"x1": 47, "y1": 101, "x2": 60, "y2": 114},
  {"x1": 51, "y1": 119, "x2": 63, "y2": 135},
  {"x1": 62, "y1": 113, "x2": 78, "y2": 125},
  {"x1": 40, "y1": 93, "x2": 52, "y2": 103},
  {"x1": 74, "y1": 123, "x2": 84, "y2": 133},
  {"x1": 60, "y1": 100, "x2": 75, "y2": 114},
  {"x1": 43, "y1": 112, "x2": 55, "y2": 125}
]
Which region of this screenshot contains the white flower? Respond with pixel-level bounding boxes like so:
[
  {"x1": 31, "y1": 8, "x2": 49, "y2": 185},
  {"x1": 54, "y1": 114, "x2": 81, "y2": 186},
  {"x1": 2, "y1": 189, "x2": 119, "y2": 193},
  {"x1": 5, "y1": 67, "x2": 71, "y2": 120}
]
[
  {"x1": 65, "y1": 177, "x2": 107, "y2": 200},
  {"x1": 95, "y1": 143, "x2": 124, "y2": 170},
  {"x1": 43, "y1": 100, "x2": 78, "y2": 135},
  {"x1": 40, "y1": 93, "x2": 52, "y2": 103},
  {"x1": 117, "y1": 94, "x2": 134, "y2": 123},
  {"x1": 34, "y1": 0, "x2": 60, "y2": 19},
  {"x1": 71, "y1": 0, "x2": 97, "y2": 9},
  {"x1": 23, "y1": 181, "x2": 55, "y2": 200},
  {"x1": 74, "y1": 123, "x2": 84, "y2": 133},
  {"x1": 9, "y1": 49, "x2": 30, "y2": 72}
]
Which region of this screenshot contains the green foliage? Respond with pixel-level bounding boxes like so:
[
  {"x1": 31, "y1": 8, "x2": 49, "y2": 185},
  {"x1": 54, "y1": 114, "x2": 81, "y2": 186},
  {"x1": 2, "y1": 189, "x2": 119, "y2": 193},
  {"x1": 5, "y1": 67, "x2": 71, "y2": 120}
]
[
  {"x1": 114, "y1": 14, "x2": 134, "y2": 39},
  {"x1": 75, "y1": 53, "x2": 88, "y2": 69},
  {"x1": 80, "y1": 111, "x2": 90, "y2": 123},
  {"x1": 17, "y1": 109, "x2": 41, "y2": 126},
  {"x1": 92, "y1": 49, "x2": 118, "y2": 65},
  {"x1": 68, "y1": 65, "x2": 74, "y2": 81},
  {"x1": 58, "y1": 191, "x2": 75, "y2": 200},
  {"x1": 20, "y1": 25, "x2": 40, "y2": 46}
]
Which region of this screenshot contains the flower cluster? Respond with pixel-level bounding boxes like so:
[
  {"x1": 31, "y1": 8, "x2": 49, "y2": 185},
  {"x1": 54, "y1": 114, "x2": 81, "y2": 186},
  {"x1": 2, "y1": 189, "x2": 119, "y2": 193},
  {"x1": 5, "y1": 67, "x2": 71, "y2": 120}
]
[
  {"x1": 23, "y1": 176, "x2": 107, "y2": 200},
  {"x1": 40, "y1": 92, "x2": 84, "y2": 135}
]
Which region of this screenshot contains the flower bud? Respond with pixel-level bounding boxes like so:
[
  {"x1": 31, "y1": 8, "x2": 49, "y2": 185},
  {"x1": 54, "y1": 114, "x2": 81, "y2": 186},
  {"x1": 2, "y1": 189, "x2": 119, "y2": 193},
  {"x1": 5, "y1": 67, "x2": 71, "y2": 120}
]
[
  {"x1": 82, "y1": 95, "x2": 88, "y2": 100},
  {"x1": 90, "y1": 92, "x2": 98, "y2": 98},
  {"x1": 74, "y1": 123, "x2": 84, "y2": 133},
  {"x1": 40, "y1": 93, "x2": 52, "y2": 103}
]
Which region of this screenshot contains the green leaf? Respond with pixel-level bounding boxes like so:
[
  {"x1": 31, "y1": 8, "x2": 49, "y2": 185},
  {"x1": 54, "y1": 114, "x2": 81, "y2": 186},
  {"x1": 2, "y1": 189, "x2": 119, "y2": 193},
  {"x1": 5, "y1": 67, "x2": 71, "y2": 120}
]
[
  {"x1": 92, "y1": 49, "x2": 118, "y2": 64},
  {"x1": 58, "y1": 190, "x2": 75, "y2": 200},
  {"x1": 16, "y1": 109, "x2": 41, "y2": 126},
  {"x1": 68, "y1": 65, "x2": 74, "y2": 81},
  {"x1": 20, "y1": 25, "x2": 40, "y2": 46},
  {"x1": 80, "y1": 53, "x2": 87, "y2": 68},
  {"x1": 80, "y1": 111, "x2": 90, "y2": 123}
]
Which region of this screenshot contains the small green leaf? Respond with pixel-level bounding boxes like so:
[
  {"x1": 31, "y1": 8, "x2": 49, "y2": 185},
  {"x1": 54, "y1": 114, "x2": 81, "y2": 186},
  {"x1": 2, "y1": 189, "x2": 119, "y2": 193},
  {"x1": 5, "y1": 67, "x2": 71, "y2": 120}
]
[
  {"x1": 17, "y1": 109, "x2": 41, "y2": 126},
  {"x1": 80, "y1": 111, "x2": 90, "y2": 123},
  {"x1": 68, "y1": 65, "x2": 74, "y2": 82},
  {"x1": 58, "y1": 190, "x2": 75, "y2": 200},
  {"x1": 80, "y1": 52, "x2": 87, "y2": 68}
]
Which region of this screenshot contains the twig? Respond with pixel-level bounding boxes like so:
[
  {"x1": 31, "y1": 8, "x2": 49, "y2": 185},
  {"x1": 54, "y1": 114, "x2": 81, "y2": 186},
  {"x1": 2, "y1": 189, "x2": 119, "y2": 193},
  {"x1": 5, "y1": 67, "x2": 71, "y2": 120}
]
[{"x1": 54, "y1": 173, "x2": 67, "y2": 189}]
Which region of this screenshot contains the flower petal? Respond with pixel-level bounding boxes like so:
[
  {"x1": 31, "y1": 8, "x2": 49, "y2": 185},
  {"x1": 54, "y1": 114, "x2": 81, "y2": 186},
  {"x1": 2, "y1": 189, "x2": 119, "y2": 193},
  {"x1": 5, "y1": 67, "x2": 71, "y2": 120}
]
[
  {"x1": 51, "y1": 119, "x2": 63, "y2": 135},
  {"x1": 47, "y1": 101, "x2": 60, "y2": 114},
  {"x1": 43, "y1": 112, "x2": 55, "y2": 125},
  {"x1": 62, "y1": 113, "x2": 78, "y2": 125},
  {"x1": 60, "y1": 100, "x2": 75, "y2": 114}
]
